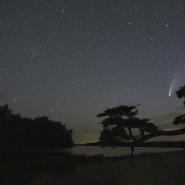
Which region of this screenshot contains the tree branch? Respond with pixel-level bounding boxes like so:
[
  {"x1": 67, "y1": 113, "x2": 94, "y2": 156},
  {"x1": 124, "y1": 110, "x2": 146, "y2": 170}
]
[{"x1": 137, "y1": 127, "x2": 185, "y2": 142}]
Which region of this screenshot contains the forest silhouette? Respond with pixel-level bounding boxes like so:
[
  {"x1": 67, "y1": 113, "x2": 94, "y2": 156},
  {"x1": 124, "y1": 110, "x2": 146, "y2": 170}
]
[{"x1": 0, "y1": 105, "x2": 73, "y2": 150}]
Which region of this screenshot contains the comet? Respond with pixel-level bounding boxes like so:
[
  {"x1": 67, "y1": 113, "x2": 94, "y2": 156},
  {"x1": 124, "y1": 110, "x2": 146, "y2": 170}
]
[
  {"x1": 168, "y1": 79, "x2": 176, "y2": 97},
  {"x1": 168, "y1": 61, "x2": 185, "y2": 97},
  {"x1": 168, "y1": 87, "x2": 172, "y2": 97}
]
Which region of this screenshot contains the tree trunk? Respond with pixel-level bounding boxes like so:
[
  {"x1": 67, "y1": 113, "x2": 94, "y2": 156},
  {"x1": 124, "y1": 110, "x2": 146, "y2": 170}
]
[
  {"x1": 129, "y1": 142, "x2": 135, "y2": 164},
  {"x1": 127, "y1": 128, "x2": 136, "y2": 163}
]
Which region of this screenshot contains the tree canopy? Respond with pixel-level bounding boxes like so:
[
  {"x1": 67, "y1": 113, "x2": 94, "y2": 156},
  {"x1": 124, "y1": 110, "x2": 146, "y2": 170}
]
[{"x1": 97, "y1": 105, "x2": 158, "y2": 146}]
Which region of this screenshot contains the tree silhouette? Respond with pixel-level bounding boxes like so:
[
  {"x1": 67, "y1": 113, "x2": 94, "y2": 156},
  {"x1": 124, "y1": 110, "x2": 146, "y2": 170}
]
[
  {"x1": 96, "y1": 85, "x2": 185, "y2": 158},
  {"x1": 97, "y1": 105, "x2": 158, "y2": 158},
  {"x1": 173, "y1": 85, "x2": 185, "y2": 125},
  {"x1": 0, "y1": 104, "x2": 12, "y2": 119},
  {"x1": 0, "y1": 105, "x2": 73, "y2": 150},
  {"x1": 176, "y1": 85, "x2": 185, "y2": 106}
]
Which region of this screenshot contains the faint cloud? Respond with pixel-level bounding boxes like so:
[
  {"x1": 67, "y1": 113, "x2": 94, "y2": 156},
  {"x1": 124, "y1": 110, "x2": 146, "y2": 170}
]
[{"x1": 151, "y1": 112, "x2": 183, "y2": 129}]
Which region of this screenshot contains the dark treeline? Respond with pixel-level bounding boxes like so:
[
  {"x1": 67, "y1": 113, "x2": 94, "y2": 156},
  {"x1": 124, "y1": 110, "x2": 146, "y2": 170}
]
[{"x1": 0, "y1": 105, "x2": 73, "y2": 150}]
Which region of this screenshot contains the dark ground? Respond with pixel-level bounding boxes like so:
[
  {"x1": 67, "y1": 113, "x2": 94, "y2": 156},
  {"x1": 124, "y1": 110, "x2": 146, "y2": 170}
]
[{"x1": 1, "y1": 150, "x2": 185, "y2": 185}]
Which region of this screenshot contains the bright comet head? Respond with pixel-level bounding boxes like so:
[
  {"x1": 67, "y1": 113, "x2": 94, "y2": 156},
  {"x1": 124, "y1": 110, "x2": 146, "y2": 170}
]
[{"x1": 168, "y1": 91, "x2": 171, "y2": 97}]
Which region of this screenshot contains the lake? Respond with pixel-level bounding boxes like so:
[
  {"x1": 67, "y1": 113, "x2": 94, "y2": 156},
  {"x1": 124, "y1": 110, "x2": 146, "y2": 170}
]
[{"x1": 64, "y1": 146, "x2": 183, "y2": 157}]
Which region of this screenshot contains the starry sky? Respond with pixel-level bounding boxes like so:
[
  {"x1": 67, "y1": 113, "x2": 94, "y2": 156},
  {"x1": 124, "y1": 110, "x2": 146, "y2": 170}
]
[{"x1": 1, "y1": 0, "x2": 185, "y2": 143}]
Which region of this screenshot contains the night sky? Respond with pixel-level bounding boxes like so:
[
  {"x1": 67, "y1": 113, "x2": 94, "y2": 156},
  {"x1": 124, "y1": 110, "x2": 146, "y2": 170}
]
[{"x1": 1, "y1": 0, "x2": 185, "y2": 143}]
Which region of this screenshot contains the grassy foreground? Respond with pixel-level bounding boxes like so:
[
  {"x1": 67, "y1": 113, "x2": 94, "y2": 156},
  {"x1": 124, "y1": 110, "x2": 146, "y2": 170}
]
[{"x1": 1, "y1": 150, "x2": 185, "y2": 185}]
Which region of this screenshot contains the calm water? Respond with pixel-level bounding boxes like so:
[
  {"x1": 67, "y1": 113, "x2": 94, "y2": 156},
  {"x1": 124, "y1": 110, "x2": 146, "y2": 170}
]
[{"x1": 64, "y1": 146, "x2": 183, "y2": 157}]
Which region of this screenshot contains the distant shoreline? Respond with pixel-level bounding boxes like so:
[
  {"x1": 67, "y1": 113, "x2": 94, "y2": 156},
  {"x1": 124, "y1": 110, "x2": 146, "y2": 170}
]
[{"x1": 79, "y1": 141, "x2": 185, "y2": 148}]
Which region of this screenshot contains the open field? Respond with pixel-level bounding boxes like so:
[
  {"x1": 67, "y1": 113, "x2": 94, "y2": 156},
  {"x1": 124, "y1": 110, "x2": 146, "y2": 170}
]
[{"x1": 1, "y1": 150, "x2": 185, "y2": 185}]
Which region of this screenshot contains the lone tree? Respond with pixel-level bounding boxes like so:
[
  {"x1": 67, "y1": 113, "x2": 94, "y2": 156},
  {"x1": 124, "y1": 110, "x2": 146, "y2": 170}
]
[
  {"x1": 96, "y1": 85, "x2": 185, "y2": 158},
  {"x1": 97, "y1": 105, "x2": 158, "y2": 158}
]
